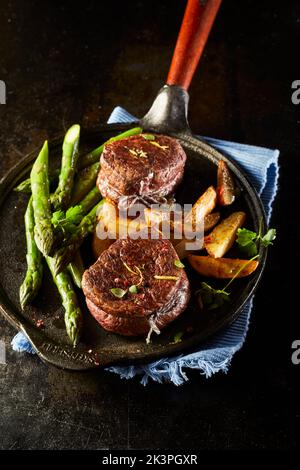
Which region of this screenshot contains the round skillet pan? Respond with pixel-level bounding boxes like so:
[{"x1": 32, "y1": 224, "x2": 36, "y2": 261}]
[{"x1": 0, "y1": 0, "x2": 267, "y2": 370}]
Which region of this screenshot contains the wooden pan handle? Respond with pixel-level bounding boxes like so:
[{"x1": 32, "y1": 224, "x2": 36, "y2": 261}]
[{"x1": 167, "y1": 0, "x2": 222, "y2": 90}]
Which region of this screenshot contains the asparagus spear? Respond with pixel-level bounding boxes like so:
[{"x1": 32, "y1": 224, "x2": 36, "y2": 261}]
[
  {"x1": 65, "y1": 187, "x2": 102, "y2": 225},
  {"x1": 46, "y1": 256, "x2": 83, "y2": 346},
  {"x1": 70, "y1": 161, "x2": 100, "y2": 205},
  {"x1": 14, "y1": 178, "x2": 34, "y2": 194},
  {"x1": 52, "y1": 187, "x2": 102, "y2": 244},
  {"x1": 14, "y1": 170, "x2": 59, "y2": 194},
  {"x1": 76, "y1": 186, "x2": 102, "y2": 215},
  {"x1": 19, "y1": 197, "x2": 43, "y2": 309},
  {"x1": 51, "y1": 124, "x2": 80, "y2": 210},
  {"x1": 67, "y1": 251, "x2": 85, "y2": 289},
  {"x1": 31, "y1": 140, "x2": 54, "y2": 256},
  {"x1": 52, "y1": 200, "x2": 103, "y2": 274},
  {"x1": 15, "y1": 127, "x2": 142, "y2": 198},
  {"x1": 77, "y1": 126, "x2": 142, "y2": 169}
]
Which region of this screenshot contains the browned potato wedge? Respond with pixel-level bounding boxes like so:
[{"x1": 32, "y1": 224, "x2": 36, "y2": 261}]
[
  {"x1": 144, "y1": 207, "x2": 164, "y2": 227},
  {"x1": 205, "y1": 211, "x2": 246, "y2": 258},
  {"x1": 144, "y1": 208, "x2": 219, "y2": 257},
  {"x1": 144, "y1": 207, "x2": 178, "y2": 233},
  {"x1": 92, "y1": 233, "x2": 113, "y2": 259},
  {"x1": 101, "y1": 199, "x2": 148, "y2": 238},
  {"x1": 217, "y1": 160, "x2": 235, "y2": 206},
  {"x1": 204, "y1": 212, "x2": 220, "y2": 232},
  {"x1": 175, "y1": 237, "x2": 204, "y2": 259},
  {"x1": 146, "y1": 208, "x2": 220, "y2": 232},
  {"x1": 190, "y1": 186, "x2": 217, "y2": 227},
  {"x1": 173, "y1": 213, "x2": 219, "y2": 258},
  {"x1": 188, "y1": 255, "x2": 259, "y2": 278}
]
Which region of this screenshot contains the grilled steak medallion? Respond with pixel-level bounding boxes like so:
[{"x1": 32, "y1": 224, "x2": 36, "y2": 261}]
[
  {"x1": 97, "y1": 134, "x2": 187, "y2": 203},
  {"x1": 82, "y1": 238, "x2": 190, "y2": 337}
]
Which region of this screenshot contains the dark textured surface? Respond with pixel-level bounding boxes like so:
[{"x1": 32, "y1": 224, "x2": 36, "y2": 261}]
[{"x1": 0, "y1": 0, "x2": 299, "y2": 450}]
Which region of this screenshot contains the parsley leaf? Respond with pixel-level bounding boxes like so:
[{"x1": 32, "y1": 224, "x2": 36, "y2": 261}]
[
  {"x1": 261, "y1": 228, "x2": 276, "y2": 247},
  {"x1": 52, "y1": 206, "x2": 83, "y2": 236},
  {"x1": 174, "y1": 259, "x2": 185, "y2": 268},
  {"x1": 236, "y1": 228, "x2": 257, "y2": 246},
  {"x1": 236, "y1": 224, "x2": 276, "y2": 257},
  {"x1": 197, "y1": 282, "x2": 230, "y2": 310},
  {"x1": 141, "y1": 134, "x2": 155, "y2": 141},
  {"x1": 236, "y1": 228, "x2": 258, "y2": 257},
  {"x1": 172, "y1": 331, "x2": 184, "y2": 344},
  {"x1": 51, "y1": 210, "x2": 65, "y2": 226},
  {"x1": 110, "y1": 288, "x2": 127, "y2": 298},
  {"x1": 129, "y1": 284, "x2": 138, "y2": 294},
  {"x1": 66, "y1": 205, "x2": 83, "y2": 224},
  {"x1": 197, "y1": 255, "x2": 259, "y2": 311}
]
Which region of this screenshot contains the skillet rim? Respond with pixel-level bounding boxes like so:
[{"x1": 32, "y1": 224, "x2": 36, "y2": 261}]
[{"x1": 0, "y1": 122, "x2": 267, "y2": 370}]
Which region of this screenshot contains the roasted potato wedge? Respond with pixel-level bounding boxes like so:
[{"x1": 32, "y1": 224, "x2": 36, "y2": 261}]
[
  {"x1": 217, "y1": 160, "x2": 235, "y2": 206},
  {"x1": 145, "y1": 208, "x2": 220, "y2": 232},
  {"x1": 145, "y1": 205, "x2": 220, "y2": 246},
  {"x1": 205, "y1": 211, "x2": 246, "y2": 258},
  {"x1": 188, "y1": 255, "x2": 259, "y2": 278},
  {"x1": 144, "y1": 207, "x2": 165, "y2": 227},
  {"x1": 144, "y1": 206, "x2": 180, "y2": 235},
  {"x1": 175, "y1": 237, "x2": 204, "y2": 260},
  {"x1": 173, "y1": 213, "x2": 220, "y2": 258},
  {"x1": 190, "y1": 186, "x2": 217, "y2": 228},
  {"x1": 204, "y1": 212, "x2": 220, "y2": 232},
  {"x1": 100, "y1": 199, "x2": 148, "y2": 238},
  {"x1": 92, "y1": 233, "x2": 113, "y2": 259}
]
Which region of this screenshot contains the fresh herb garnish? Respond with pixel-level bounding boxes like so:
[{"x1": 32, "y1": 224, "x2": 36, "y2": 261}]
[
  {"x1": 174, "y1": 259, "x2": 185, "y2": 269},
  {"x1": 65, "y1": 206, "x2": 83, "y2": 223},
  {"x1": 51, "y1": 206, "x2": 82, "y2": 234},
  {"x1": 198, "y1": 282, "x2": 230, "y2": 310},
  {"x1": 141, "y1": 134, "x2": 155, "y2": 141},
  {"x1": 149, "y1": 141, "x2": 169, "y2": 151},
  {"x1": 123, "y1": 261, "x2": 138, "y2": 275},
  {"x1": 154, "y1": 275, "x2": 179, "y2": 281},
  {"x1": 172, "y1": 331, "x2": 184, "y2": 344},
  {"x1": 129, "y1": 284, "x2": 138, "y2": 294},
  {"x1": 137, "y1": 149, "x2": 148, "y2": 158},
  {"x1": 197, "y1": 255, "x2": 259, "y2": 310},
  {"x1": 236, "y1": 221, "x2": 276, "y2": 257},
  {"x1": 261, "y1": 228, "x2": 276, "y2": 246},
  {"x1": 52, "y1": 210, "x2": 65, "y2": 226},
  {"x1": 128, "y1": 148, "x2": 148, "y2": 158},
  {"x1": 110, "y1": 288, "x2": 127, "y2": 298},
  {"x1": 123, "y1": 262, "x2": 144, "y2": 286}
]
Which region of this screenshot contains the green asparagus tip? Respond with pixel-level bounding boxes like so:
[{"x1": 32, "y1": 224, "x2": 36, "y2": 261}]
[
  {"x1": 52, "y1": 256, "x2": 63, "y2": 276},
  {"x1": 65, "y1": 124, "x2": 80, "y2": 143},
  {"x1": 19, "y1": 270, "x2": 42, "y2": 309},
  {"x1": 65, "y1": 308, "x2": 82, "y2": 346},
  {"x1": 14, "y1": 180, "x2": 31, "y2": 193},
  {"x1": 34, "y1": 229, "x2": 54, "y2": 257},
  {"x1": 19, "y1": 283, "x2": 30, "y2": 310}
]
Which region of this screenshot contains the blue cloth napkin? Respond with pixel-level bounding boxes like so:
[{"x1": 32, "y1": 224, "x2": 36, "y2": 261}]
[{"x1": 11, "y1": 107, "x2": 279, "y2": 385}]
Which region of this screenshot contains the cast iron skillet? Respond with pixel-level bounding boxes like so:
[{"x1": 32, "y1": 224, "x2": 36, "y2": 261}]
[{"x1": 0, "y1": 0, "x2": 267, "y2": 370}]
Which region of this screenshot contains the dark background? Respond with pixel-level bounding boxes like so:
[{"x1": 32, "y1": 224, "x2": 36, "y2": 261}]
[{"x1": 0, "y1": 0, "x2": 299, "y2": 450}]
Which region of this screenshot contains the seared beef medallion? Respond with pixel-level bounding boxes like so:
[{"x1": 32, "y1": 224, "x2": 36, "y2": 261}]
[
  {"x1": 82, "y1": 238, "x2": 190, "y2": 337},
  {"x1": 97, "y1": 134, "x2": 187, "y2": 204}
]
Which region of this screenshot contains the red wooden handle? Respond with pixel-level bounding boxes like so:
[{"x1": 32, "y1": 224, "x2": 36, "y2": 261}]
[{"x1": 167, "y1": 0, "x2": 222, "y2": 90}]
